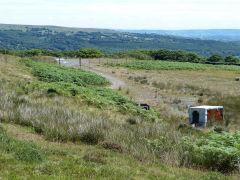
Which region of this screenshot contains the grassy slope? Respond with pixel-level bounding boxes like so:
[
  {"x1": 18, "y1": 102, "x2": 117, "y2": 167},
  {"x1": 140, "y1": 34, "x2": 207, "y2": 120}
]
[
  {"x1": 1, "y1": 123, "x2": 231, "y2": 180},
  {"x1": 0, "y1": 55, "x2": 238, "y2": 179}
]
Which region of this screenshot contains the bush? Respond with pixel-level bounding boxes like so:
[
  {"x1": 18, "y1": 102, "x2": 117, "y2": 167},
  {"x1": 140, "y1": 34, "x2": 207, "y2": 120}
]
[
  {"x1": 181, "y1": 131, "x2": 240, "y2": 173},
  {"x1": 80, "y1": 130, "x2": 104, "y2": 145}
]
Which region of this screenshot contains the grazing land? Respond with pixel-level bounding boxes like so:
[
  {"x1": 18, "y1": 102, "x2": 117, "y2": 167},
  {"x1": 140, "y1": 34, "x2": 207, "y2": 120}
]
[{"x1": 0, "y1": 55, "x2": 239, "y2": 179}]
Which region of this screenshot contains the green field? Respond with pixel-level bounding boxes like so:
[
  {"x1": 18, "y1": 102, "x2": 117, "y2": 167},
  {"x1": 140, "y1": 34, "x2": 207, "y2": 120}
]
[{"x1": 106, "y1": 60, "x2": 240, "y2": 72}]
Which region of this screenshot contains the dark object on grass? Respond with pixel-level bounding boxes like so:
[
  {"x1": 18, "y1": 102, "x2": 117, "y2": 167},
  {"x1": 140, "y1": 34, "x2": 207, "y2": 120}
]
[
  {"x1": 138, "y1": 103, "x2": 150, "y2": 110},
  {"x1": 235, "y1": 77, "x2": 240, "y2": 81}
]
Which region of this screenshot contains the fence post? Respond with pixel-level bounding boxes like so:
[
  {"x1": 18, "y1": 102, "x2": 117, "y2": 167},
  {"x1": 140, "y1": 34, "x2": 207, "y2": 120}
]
[
  {"x1": 58, "y1": 57, "x2": 61, "y2": 65},
  {"x1": 79, "y1": 57, "x2": 82, "y2": 68}
]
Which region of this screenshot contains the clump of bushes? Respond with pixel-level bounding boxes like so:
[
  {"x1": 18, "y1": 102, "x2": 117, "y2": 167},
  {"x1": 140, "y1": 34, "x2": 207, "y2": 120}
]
[
  {"x1": 21, "y1": 59, "x2": 109, "y2": 86},
  {"x1": 181, "y1": 131, "x2": 240, "y2": 173}
]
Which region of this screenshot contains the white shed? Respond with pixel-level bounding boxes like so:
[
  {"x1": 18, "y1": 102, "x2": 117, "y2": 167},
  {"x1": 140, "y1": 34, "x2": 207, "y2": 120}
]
[{"x1": 189, "y1": 106, "x2": 223, "y2": 127}]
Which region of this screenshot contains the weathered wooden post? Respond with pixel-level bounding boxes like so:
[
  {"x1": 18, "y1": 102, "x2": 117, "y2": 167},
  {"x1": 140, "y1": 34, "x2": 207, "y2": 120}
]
[{"x1": 58, "y1": 57, "x2": 61, "y2": 65}]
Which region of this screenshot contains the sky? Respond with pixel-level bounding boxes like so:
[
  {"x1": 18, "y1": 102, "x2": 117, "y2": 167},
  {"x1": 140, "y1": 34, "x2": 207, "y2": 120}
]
[{"x1": 0, "y1": 0, "x2": 240, "y2": 30}]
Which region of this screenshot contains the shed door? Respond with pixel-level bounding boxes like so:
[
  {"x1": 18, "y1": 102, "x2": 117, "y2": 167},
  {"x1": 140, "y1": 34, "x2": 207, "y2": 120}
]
[{"x1": 192, "y1": 111, "x2": 199, "y2": 124}]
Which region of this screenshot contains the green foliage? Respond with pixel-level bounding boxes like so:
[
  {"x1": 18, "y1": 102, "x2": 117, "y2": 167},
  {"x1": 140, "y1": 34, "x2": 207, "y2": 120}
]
[
  {"x1": 21, "y1": 59, "x2": 109, "y2": 86},
  {"x1": 181, "y1": 131, "x2": 240, "y2": 173},
  {"x1": 0, "y1": 126, "x2": 43, "y2": 163},
  {"x1": 106, "y1": 60, "x2": 208, "y2": 71},
  {"x1": 186, "y1": 52, "x2": 201, "y2": 62},
  {"x1": 207, "y1": 54, "x2": 224, "y2": 62},
  {"x1": 21, "y1": 59, "x2": 159, "y2": 120},
  {"x1": 224, "y1": 55, "x2": 239, "y2": 63},
  {"x1": 106, "y1": 60, "x2": 240, "y2": 72},
  {"x1": 77, "y1": 49, "x2": 104, "y2": 58}
]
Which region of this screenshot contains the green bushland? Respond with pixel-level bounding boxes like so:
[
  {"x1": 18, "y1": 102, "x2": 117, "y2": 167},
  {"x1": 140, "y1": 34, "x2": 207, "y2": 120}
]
[
  {"x1": 0, "y1": 125, "x2": 44, "y2": 163},
  {"x1": 21, "y1": 59, "x2": 159, "y2": 120},
  {"x1": 147, "y1": 126, "x2": 240, "y2": 174},
  {"x1": 105, "y1": 60, "x2": 240, "y2": 72},
  {"x1": 22, "y1": 59, "x2": 109, "y2": 86},
  {"x1": 181, "y1": 131, "x2": 240, "y2": 173}
]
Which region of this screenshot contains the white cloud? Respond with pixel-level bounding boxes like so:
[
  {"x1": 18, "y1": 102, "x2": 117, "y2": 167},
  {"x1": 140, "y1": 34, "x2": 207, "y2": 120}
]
[{"x1": 0, "y1": 0, "x2": 240, "y2": 29}]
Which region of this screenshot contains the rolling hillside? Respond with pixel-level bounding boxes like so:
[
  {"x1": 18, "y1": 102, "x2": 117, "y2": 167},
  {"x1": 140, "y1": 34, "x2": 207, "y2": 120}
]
[
  {"x1": 117, "y1": 29, "x2": 240, "y2": 41},
  {"x1": 1, "y1": 24, "x2": 240, "y2": 57}
]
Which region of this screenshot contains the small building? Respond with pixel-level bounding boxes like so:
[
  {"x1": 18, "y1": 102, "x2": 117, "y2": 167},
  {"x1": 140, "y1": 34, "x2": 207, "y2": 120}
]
[{"x1": 189, "y1": 106, "x2": 223, "y2": 127}]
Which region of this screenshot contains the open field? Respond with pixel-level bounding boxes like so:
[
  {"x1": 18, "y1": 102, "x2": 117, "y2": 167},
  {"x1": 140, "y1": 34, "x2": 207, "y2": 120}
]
[
  {"x1": 81, "y1": 58, "x2": 240, "y2": 127},
  {"x1": 0, "y1": 55, "x2": 240, "y2": 178},
  {"x1": 106, "y1": 60, "x2": 240, "y2": 71}
]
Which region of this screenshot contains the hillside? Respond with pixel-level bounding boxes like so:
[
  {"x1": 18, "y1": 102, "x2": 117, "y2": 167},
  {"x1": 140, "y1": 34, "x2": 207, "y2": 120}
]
[
  {"x1": 118, "y1": 29, "x2": 240, "y2": 41},
  {"x1": 1, "y1": 24, "x2": 240, "y2": 57},
  {"x1": 0, "y1": 55, "x2": 240, "y2": 178}
]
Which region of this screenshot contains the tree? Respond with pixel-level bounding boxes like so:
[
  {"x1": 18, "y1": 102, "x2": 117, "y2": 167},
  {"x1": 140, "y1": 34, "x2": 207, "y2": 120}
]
[
  {"x1": 151, "y1": 49, "x2": 173, "y2": 60},
  {"x1": 172, "y1": 50, "x2": 186, "y2": 61},
  {"x1": 24, "y1": 49, "x2": 42, "y2": 57},
  {"x1": 224, "y1": 55, "x2": 239, "y2": 63},
  {"x1": 186, "y1": 53, "x2": 201, "y2": 62},
  {"x1": 207, "y1": 54, "x2": 223, "y2": 62},
  {"x1": 77, "y1": 49, "x2": 104, "y2": 58}
]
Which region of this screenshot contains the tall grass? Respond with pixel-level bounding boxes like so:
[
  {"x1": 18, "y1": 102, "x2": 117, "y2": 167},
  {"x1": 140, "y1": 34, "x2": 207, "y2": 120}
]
[{"x1": 0, "y1": 89, "x2": 183, "y2": 163}]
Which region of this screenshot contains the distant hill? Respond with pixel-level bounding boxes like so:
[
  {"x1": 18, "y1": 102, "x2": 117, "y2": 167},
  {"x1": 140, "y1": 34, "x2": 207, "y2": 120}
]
[
  {"x1": 117, "y1": 29, "x2": 240, "y2": 41},
  {"x1": 1, "y1": 24, "x2": 240, "y2": 57}
]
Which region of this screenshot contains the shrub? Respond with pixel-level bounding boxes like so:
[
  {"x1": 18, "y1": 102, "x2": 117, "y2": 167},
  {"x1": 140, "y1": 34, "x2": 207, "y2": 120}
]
[
  {"x1": 181, "y1": 131, "x2": 240, "y2": 173},
  {"x1": 80, "y1": 130, "x2": 104, "y2": 145}
]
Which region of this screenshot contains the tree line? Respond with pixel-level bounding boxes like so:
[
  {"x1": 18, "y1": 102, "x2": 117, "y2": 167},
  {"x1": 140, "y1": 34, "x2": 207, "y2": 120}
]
[{"x1": 0, "y1": 48, "x2": 239, "y2": 64}]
